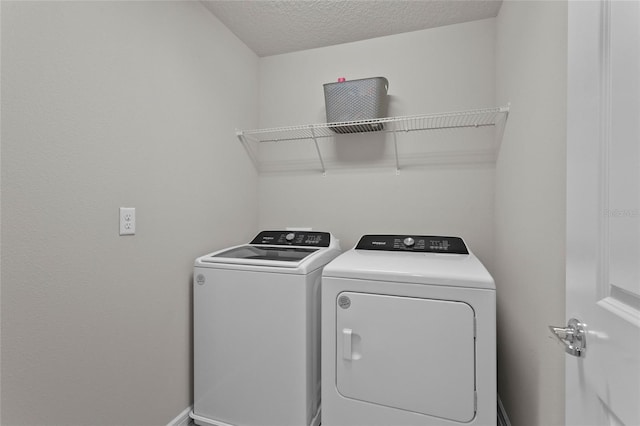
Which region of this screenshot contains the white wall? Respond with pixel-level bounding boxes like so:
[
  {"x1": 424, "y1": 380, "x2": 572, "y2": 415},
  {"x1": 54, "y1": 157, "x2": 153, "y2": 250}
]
[
  {"x1": 0, "y1": 2, "x2": 258, "y2": 425},
  {"x1": 1, "y1": 3, "x2": 570, "y2": 425},
  {"x1": 257, "y1": 19, "x2": 498, "y2": 269},
  {"x1": 495, "y1": 1, "x2": 567, "y2": 425}
]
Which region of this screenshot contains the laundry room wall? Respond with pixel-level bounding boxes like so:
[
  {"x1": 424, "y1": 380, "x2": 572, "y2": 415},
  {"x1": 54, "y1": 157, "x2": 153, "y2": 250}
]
[
  {"x1": 494, "y1": 1, "x2": 567, "y2": 425},
  {"x1": 1, "y1": 2, "x2": 258, "y2": 425},
  {"x1": 256, "y1": 18, "x2": 497, "y2": 270}
]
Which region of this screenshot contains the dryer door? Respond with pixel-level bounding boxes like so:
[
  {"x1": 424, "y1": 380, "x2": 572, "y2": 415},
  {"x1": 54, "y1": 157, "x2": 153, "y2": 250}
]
[{"x1": 336, "y1": 292, "x2": 476, "y2": 423}]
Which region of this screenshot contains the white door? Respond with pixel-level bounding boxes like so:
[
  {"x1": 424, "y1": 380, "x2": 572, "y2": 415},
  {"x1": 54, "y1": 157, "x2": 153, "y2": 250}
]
[
  {"x1": 565, "y1": 1, "x2": 640, "y2": 425},
  {"x1": 336, "y1": 292, "x2": 476, "y2": 422}
]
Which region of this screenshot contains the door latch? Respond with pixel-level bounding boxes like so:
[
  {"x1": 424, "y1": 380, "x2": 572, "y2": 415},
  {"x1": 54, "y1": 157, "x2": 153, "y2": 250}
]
[{"x1": 549, "y1": 318, "x2": 587, "y2": 357}]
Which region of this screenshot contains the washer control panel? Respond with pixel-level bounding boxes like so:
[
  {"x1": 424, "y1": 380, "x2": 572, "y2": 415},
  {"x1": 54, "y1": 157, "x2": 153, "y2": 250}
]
[
  {"x1": 250, "y1": 230, "x2": 331, "y2": 247},
  {"x1": 355, "y1": 235, "x2": 468, "y2": 254}
]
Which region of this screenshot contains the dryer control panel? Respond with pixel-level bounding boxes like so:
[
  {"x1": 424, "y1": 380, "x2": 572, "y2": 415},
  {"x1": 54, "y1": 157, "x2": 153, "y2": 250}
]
[
  {"x1": 250, "y1": 230, "x2": 331, "y2": 247},
  {"x1": 355, "y1": 235, "x2": 468, "y2": 254}
]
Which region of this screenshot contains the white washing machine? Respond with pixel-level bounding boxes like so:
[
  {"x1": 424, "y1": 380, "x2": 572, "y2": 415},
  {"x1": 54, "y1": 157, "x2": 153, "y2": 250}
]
[
  {"x1": 191, "y1": 230, "x2": 341, "y2": 426},
  {"x1": 321, "y1": 235, "x2": 496, "y2": 426}
]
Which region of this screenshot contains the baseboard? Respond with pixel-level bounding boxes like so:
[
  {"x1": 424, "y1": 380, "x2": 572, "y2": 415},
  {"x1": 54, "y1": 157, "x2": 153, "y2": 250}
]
[
  {"x1": 174, "y1": 398, "x2": 508, "y2": 426},
  {"x1": 188, "y1": 409, "x2": 318, "y2": 426},
  {"x1": 167, "y1": 406, "x2": 193, "y2": 426},
  {"x1": 497, "y1": 394, "x2": 512, "y2": 426}
]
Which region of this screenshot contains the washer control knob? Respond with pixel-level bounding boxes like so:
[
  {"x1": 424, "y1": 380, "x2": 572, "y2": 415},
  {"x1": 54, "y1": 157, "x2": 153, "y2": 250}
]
[
  {"x1": 285, "y1": 232, "x2": 295, "y2": 242},
  {"x1": 403, "y1": 237, "x2": 415, "y2": 247}
]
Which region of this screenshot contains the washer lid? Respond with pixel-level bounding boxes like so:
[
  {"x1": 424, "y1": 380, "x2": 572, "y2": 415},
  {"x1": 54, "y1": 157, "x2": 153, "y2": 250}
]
[
  {"x1": 209, "y1": 245, "x2": 318, "y2": 263},
  {"x1": 197, "y1": 230, "x2": 340, "y2": 271}
]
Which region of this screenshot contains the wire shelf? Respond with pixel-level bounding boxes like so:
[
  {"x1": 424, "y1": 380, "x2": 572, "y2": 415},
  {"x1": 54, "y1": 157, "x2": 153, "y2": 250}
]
[{"x1": 236, "y1": 106, "x2": 510, "y2": 173}]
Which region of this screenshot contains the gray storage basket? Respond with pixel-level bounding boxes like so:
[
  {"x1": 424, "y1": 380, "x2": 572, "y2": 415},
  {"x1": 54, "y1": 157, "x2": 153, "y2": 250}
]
[{"x1": 323, "y1": 77, "x2": 389, "y2": 134}]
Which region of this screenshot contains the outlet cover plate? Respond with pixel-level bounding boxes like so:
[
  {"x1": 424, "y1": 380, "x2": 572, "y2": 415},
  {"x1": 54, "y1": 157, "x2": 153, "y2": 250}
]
[{"x1": 119, "y1": 207, "x2": 135, "y2": 236}]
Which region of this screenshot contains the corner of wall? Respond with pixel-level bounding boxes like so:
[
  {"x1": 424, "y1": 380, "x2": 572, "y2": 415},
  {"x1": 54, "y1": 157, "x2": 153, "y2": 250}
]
[{"x1": 494, "y1": 1, "x2": 568, "y2": 425}]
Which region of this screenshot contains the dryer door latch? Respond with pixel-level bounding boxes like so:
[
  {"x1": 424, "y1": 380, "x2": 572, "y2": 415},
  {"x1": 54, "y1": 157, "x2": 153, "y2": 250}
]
[{"x1": 342, "y1": 328, "x2": 353, "y2": 360}]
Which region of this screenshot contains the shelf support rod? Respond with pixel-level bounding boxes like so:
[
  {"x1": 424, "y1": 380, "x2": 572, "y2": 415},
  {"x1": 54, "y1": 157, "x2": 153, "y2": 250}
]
[
  {"x1": 392, "y1": 130, "x2": 400, "y2": 175},
  {"x1": 310, "y1": 126, "x2": 326, "y2": 175},
  {"x1": 236, "y1": 130, "x2": 259, "y2": 171}
]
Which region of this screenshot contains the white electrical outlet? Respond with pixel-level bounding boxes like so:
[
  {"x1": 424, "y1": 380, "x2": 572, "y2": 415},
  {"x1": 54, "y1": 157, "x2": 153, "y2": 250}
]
[{"x1": 119, "y1": 207, "x2": 135, "y2": 236}]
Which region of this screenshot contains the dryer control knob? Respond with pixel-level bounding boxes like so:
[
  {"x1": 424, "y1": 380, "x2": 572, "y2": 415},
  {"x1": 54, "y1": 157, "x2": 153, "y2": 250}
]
[
  {"x1": 285, "y1": 232, "x2": 295, "y2": 242},
  {"x1": 403, "y1": 237, "x2": 415, "y2": 247}
]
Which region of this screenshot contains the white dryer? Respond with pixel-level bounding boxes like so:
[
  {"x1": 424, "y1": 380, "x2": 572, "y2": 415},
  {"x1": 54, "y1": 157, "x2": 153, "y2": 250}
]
[
  {"x1": 191, "y1": 230, "x2": 341, "y2": 426},
  {"x1": 321, "y1": 235, "x2": 496, "y2": 426}
]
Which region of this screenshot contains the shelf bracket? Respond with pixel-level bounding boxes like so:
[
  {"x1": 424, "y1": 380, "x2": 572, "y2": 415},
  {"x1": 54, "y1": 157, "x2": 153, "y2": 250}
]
[
  {"x1": 393, "y1": 131, "x2": 400, "y2": 175},
  {"x1": 309, "y1": 126, "x2": 327, "y2": 175},
  {"x1": 236, "y1": 130, "x2": 259, "y2": 171}
]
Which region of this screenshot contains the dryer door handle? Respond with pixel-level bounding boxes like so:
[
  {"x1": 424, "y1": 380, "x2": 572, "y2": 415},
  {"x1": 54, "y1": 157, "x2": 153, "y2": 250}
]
[{"x1": 342, "y1": 328, "x2": 353, "y2": 360}]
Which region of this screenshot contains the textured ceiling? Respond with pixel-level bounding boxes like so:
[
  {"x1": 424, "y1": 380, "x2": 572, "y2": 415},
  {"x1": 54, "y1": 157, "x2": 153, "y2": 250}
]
[{"x1": 202, "y1": 0, "x2": 503, "y2": 57}]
